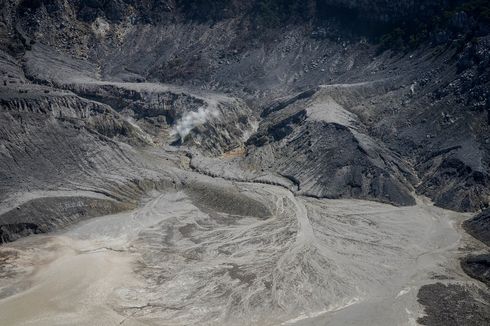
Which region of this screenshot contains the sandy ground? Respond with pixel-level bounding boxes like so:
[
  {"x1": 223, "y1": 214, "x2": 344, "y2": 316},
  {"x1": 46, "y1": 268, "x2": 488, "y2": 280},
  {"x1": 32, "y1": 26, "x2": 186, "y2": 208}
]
[
  {"x1": 0, "y1": 239, "x2": 142, "y2": 326},
  {"x1": 0, "y1": 183, "x2": 471, "y2": 326}
]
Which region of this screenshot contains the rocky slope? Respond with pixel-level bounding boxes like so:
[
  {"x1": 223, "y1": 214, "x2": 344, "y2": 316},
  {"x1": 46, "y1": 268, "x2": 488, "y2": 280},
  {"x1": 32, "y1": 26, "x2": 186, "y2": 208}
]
[
  {"x1": 245, "y1": 84, "x2": 416, "y2": 205},
  {"x1": 0, "y1": 46, "x2": 258, "y2": 243},
  {"x1": 464, "y1": 208, "x2": 490, "y2": 246},
  {"x1": 0, "y1": 1, "x2": 489, "y2": 325},
  {"x1": 0, "y1": 0, "x2": 489, "y2": 234},
  {"x1": 0, "y1": 0, "x2": 488, "y2": 229}
]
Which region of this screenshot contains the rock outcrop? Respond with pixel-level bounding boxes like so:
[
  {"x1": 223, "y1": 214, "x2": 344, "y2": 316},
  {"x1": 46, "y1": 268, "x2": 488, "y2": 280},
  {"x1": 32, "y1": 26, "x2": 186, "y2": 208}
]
[
  {"x1": 464, "y1": 208, "x2": 490, "y2": 246},
  {"x1": 246, "y1": 86, "x2": 416, "y2": 205}
]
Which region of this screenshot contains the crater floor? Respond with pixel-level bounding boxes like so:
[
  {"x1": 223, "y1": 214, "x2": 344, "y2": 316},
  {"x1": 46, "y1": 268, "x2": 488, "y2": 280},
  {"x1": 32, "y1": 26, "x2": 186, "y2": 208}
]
[{"x1": 0, "y1": 173, "x2": 476, "y2": 326}]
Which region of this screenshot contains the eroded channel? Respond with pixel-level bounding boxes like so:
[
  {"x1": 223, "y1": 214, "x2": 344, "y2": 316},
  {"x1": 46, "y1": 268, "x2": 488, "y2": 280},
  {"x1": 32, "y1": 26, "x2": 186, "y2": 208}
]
[{"x1": 0, "y1": 178, "x2": 470, "y2": 325}]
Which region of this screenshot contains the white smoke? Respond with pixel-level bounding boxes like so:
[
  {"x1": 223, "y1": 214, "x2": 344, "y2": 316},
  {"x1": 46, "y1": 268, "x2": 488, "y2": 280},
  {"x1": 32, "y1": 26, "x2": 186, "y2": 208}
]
[{"x1": 171, "y1": 104, "x2": 220, "y2": 142}]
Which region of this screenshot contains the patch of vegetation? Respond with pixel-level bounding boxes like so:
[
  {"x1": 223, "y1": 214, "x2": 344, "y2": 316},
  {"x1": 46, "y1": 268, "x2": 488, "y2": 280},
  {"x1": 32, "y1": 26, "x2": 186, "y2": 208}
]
[
  {"x1": 18, "y1": 0, "x2": 61, "y2": 13},
  {"x1": 377, "y1": 0, "x2": 490, "y2": 53},
  {"x1": 252, "y1": 0, "x2": 316, "y2": 28},
  {"x1": 176, "y1": 0, "x2": 316, "y2": 26},
  {"x1": 457, "y1": 0, "x2": 490, "y2": 22},
  {"x1": 176, "y1": 0, "x2": 234, "y2": 22},
  {"x1": 174, "y1": 0, "x2": 489, "y2": 50}
]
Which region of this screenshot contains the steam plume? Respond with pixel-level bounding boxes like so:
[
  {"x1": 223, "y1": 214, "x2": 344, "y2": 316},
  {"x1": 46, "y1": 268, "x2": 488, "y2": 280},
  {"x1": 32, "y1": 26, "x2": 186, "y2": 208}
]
[{"x1": 171, "y1": 104, "x2": 219, "y2": 142}]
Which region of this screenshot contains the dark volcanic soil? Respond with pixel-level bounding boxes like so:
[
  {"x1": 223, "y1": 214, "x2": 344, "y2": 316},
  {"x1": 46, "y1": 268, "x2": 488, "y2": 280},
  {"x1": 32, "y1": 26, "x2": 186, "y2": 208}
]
[
  {"x1": 464, "y1": 208, "x2": 490, "y2": 246},
  {"x1": 417, "y1": 283, "x2": 490, "y2": 326}
]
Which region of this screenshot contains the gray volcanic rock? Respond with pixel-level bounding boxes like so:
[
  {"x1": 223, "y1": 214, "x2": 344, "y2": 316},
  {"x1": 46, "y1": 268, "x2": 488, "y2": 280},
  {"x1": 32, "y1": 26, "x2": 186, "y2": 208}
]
[
  {"x1": 246, "y1": 86, "x2": 416, "y2": 206},
  {"x1": 417, "y1": 283, "x2": 490, "y2": 326},
  {"x1": 0, "y1": 52, "x2": 172, "y2": 241},
  {"x1": 0, "y1": 0, "x2": 489, "y2": 228},
  {"x1": 417, "y1": 155, "x2": 490, "y2": 212},
  {"x1": 0, "y1": 86, "x2": 139, "y2": 192},
  {"x1": 32, "y1": 7, "x2": 484, "y2": 210},
  {"x1": 70, "y1": 81, "x2": 257, "y2": 155},
  {"x1": 464, "y1": 208, "x2": 490, "y2": 246},
  {"x1": 0, "y1": 44, "x2": 256, "y2": 241},
  {"x1": 22, "y1": 43, "x2": 257, "y2": 155},
  {"x1": 1, "y1": 0, "x2": 489, "y2": 217},
  {"x1": 0, "y1": 1, "x2": 490, "y2": 325},
  {"x1": 0, "y1": 196, "x2": 132, "y2": 243},
  {"x1": 461, "y1": 254, "x2": 490, "y2": 286},
  {"x1": 0, "y1": 85, "x2": 148, "y2": 240},
  {"x1": 461, "y1": 209, "x2": 490, "y2": 287}
]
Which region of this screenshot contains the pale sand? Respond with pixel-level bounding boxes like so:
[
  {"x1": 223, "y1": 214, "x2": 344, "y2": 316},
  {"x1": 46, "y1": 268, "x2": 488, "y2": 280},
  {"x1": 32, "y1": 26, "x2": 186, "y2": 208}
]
[
  {"x1": 0, "y1": 236, "x2": 143, "y2": 326},
  {"x1": 0, "y1": 187, "x2": 472, "y2": 326}
]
